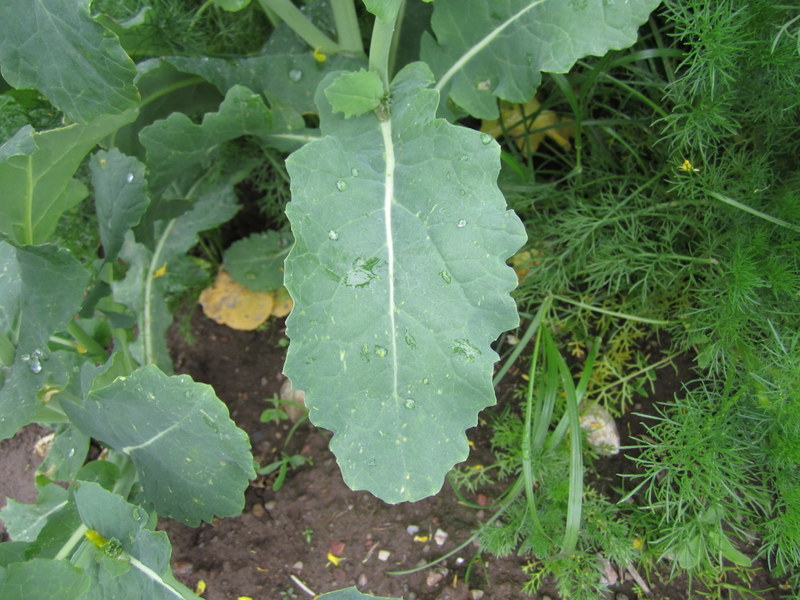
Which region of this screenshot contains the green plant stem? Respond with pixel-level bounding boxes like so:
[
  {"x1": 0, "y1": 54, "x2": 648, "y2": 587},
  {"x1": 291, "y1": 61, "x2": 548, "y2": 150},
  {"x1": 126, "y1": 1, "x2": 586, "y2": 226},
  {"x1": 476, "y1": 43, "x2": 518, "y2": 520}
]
[
  {"x1": 368, "y1": 3, "x2": 403, "y2": 90},
  {"x1": 255, "y1": 0, "x2": 340, "y2": 53},
  {"x1": 67, "y1": 322, "x2": 109, "y2": 360},
  {"x1": 493, "y1": 298, "x2": 549, "y2": 386},
  {"x1": 708, "y1": 191, "x2": 800, "y2": 233},
  {"x1": 330, "y1": 0, "x2": 363, "y2": 53},
  {"x1": 522, "y1": 323, "x2": 547, "y2": 539},
  {"x1": 595, "y1": 351, "x2": 681, "y2": 396},
  {"x1": 552, "y1": 294, "x2": 673, "y2": 325}
]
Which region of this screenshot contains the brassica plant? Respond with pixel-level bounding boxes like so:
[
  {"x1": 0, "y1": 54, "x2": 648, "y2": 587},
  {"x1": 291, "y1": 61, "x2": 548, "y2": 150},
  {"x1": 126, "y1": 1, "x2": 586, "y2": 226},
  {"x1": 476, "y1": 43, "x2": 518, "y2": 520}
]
[{"x1": 0, "y1": 1, "x2": 660, "y2": 598}]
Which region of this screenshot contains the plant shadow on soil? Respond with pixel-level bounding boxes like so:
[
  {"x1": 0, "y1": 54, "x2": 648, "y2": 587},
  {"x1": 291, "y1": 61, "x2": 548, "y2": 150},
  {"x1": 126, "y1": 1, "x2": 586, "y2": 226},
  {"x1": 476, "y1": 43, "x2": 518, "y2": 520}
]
[{"x1": 0, "y1": 309, "x2": 787, "y2": 600}]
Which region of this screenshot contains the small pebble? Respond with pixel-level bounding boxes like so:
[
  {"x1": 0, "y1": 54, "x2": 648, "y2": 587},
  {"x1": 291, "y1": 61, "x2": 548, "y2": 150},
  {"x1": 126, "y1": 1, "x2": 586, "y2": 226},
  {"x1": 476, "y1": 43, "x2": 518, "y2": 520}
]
[
  {"x1": 358, "y1": 573, "x2": 368, "y2": 587},
  {"x1": 378, "y1": 550, "x2": 391, "y2": 562},
  {"x1": 470, "y1": 592, "x2": 484, "y2": 600},
  {"x1": 292, "y1": 561, "x2": 303, "y2": 571},
  {"x1": 251, "y1": 503, "x2": 265, "y2": 517},
  {"x1": 434, "y1": 528, "x2": 448, "y2": 546},
  {"x1": 264, "y1": 500, "x2": 276, "y2": 511},
  {"x1": 407, "y1": 525, "x2": 420, "y2": 535},
  {"x1": 427, "y1": 572, "x2": 444, "y2": 587}
]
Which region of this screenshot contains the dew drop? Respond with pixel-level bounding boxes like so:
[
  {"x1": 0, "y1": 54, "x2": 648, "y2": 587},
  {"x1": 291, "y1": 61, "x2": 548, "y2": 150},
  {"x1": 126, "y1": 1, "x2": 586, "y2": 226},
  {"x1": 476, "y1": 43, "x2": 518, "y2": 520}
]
[
  {"x1": 374, "y1": 345, "x2": 388, "y2": 358},
  {"x1": 350, "y1": 167, "x2": 359, "y2": 177},
  {"x1": 245, "y1": 271, "x2": 256, "y2": 280},
  {"x1": 452, "y1": 339, "x2": 482, "y2": 361},
  {"x1": 457, "y1": 219, "x2": 467, "y2": 228},
  {"x1": 422, "y1": 378, "x2": 430, "y2": 385},
  {"x1": 67, "y1": 448, "x2": 75, "y2": 457},
  {"x1": 288, "y1": 69, "x2": 303, "y2": 82},
  {"x1": 404, "y1": 398, "x2": 417, "y2": 409},
  {"x1": 336, "y1": 179, "x2": 348, "y2": 191},
  {"x1": 126, "y1": 172, "x2": 134, "y2": 183},
  {"x1": 459, "y1": 154, "x2": 470, "y2": 161},
  {"x1": 360, "y1": 345, "x2": 371, "y2": 363},
  {"x1": 404, "y1": 329, "x2": 417, "y2": 349},
  {"x1": 328, "y1": 230, "x2": 339, "y2": 241},
  {"x1": 368, "y1": 458, "x2": 378, "y2": 467},
  {"x1": 440, "y1": 270, "x2": 452, "y2": 284},
  {"x1": 480, "y1": 133, "x2": 493, "y2": 145}
]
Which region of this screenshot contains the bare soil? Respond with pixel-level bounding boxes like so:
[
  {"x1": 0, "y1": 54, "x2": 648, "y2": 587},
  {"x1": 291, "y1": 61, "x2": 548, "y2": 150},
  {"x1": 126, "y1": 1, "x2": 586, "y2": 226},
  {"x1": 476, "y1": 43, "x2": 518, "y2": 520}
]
[{"x1": 0, "y1": 308, "x2": 787, "y2": 600}]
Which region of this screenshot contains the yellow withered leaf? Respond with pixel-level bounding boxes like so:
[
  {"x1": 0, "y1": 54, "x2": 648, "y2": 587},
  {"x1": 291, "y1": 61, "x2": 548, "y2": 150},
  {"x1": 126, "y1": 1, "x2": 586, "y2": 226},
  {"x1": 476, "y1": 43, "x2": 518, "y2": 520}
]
[
  {"x1": 481, "y1": 98, "x2": 574, "y2": 156},
  {"x1": 199, "y1": 268, "x2": 275, "y2": 330}
]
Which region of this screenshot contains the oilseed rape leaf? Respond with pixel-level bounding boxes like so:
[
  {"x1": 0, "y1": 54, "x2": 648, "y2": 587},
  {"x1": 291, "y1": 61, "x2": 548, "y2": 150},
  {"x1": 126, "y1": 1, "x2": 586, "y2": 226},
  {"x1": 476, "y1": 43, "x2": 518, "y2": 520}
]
[
  {"x1": 63, "y1": 366, "x2": 256, "y2": 526},
  {"x1": 224, "y1": 230, "x2": 293, "y2": 292},
  {"x1": 284, "y1": 62, "x2": 526, "y2": 503},
  {"x1": 0, "y1": 559, "x2": 90, "y2": 599},
  {"x1": 0, "y1": 110, "x2": 138, "y2": 246},
  {"x1": 0, "y1": 0, "x2": 139, "y2": 123},
  {"x1": 0, "y1": 243, "x2": 89, "y2": 440},
  {"x1": 421, "y1": 0, "x2": 662, "y2": 119},
  {"x1": 316, "y1": 588, "x2": 400, "y2": 600},
  {"x1": 324, "y1": 70, "x2": 386, "y2": 118},
  {"x1": 89, "y1": 149, "x2": 150, "y2": 263}
]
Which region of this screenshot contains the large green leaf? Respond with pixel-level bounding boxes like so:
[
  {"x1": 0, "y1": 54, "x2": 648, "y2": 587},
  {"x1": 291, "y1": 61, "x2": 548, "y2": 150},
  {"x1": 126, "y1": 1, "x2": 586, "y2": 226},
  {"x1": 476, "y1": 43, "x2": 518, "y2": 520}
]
[
  {"x1": 421, "y1": 0, "x2": 662, "y2": 118},
  {"x1": 0, "y1": 558, "x2": 90, "y2": 600},
  {"x1": 112, "y1": 179, "x2": 239, "y2": 370},
  {"x1": 63, "y1": 366, "x2": 255, "y2": 525},
  {"x1": 72, "y1": 482, "x2": 200, "y2": 600},
  {"x1": 0, "y1": 110, "x2": 137, "y2": 246},
  {"x1": 0, "y1": 0, "x2": 139, "y2": 123},
  {"x1": 89, "y1": 149, "x2": 150, "y2": 263},
  {"x1": 0, "y1": 243, "x2": 89, "y2": 439},
  {"x1": 284, "y1": 63, "x2": 525, "y2": 503},
  {"x1": 0, "y1": 484, "x2": 69, "y2": 542},
  {"x1": 224, "y1": 230, "x2": 294, "y2": 292},
  {"x1": 139, "y1": 85, "x2": 277, "y2": 194}
]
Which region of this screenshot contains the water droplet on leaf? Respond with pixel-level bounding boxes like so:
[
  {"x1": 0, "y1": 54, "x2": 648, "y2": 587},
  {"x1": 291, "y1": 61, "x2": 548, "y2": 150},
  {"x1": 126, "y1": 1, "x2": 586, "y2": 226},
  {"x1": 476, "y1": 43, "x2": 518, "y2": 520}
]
[
  {"x1": 374, "y1": 345, "x2": 388, "y2": 358},
  {"x1": 422, "y1": 378, "x2": 430, "y2": 385},
  {"x1": 328, "y1": 230, "x2": 339, "y2": 241},
  {"x1": 336, "y1": 179, "x2": 348, "y2": 191},
  {"x1": 288, "y1": 69, "x2": 303, "y2": 82},
  {"x1": 245, "y1": 271, "x2": 256, "y2": 280},
  {"x1": 440, "y1": 270, "x2": 452, "y2": 284},
  {"x1": 457, "y1": 219, "x2": 467, "y2": 228},
  {"x1": 404, "y1": 329, "x2": 417, "y2": 348},
  {"x1": 404, "y1": 398, "x2": 417, "y2": 409},
  {"x1": 351, "y1": 168, "x2": 359, "y2": 177},
  {"x1": 126, "y1": 172, "x2": 134, "y2": 182},
  {"x1": 452, "y1": 339, "x2": 481, "y2": 361},
  {"x1": 480, "y1": 133, "x2": 493, "y2": 145},
  {"x1": 460, "y1": 154, "x2": 470, "y2": 161}
]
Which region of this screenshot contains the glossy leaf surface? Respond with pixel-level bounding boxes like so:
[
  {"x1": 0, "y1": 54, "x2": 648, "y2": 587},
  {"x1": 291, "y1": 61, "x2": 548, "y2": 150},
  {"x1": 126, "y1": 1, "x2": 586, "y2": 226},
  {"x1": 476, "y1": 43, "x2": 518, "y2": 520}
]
[
  {"x1": 421, "y1": 0, "x2": 662, "y2": 118},
  {"x1": 284, "y1": 63, "x2": 525, "y2": 503},
  {"x1": 64, "y1": 366, "x2": 255, "y2": 525}
]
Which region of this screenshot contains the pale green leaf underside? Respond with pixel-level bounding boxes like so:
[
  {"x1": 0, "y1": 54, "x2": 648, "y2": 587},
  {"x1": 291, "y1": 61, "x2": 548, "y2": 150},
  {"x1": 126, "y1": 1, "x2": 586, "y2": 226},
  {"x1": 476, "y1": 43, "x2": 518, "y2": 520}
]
[
  {"x1": 284, "y1": 63, "x2": 526, "y2": 503},
  {"x1": 63, "y1": 366, "x2": 255, "y2": 525},
  {"x1": 0, "y1": 0, "x2": 139, "y2": 123},
  {"x1": 324, "y1": 69, "x2": 385, "y2": 118},
  {"x1": 422, "y1": 0, "x2": 662, "y2": 118}
]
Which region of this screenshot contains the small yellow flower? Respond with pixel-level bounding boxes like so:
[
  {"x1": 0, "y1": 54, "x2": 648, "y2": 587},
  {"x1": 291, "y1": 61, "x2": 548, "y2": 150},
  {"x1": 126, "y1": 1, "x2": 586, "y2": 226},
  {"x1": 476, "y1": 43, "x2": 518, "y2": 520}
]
[
  {"x1": 677, "y1": 159, "x2": 700, "y2": 172},
  {"x1": 413, "y1": 535, "x2": 430, "y2": 543},
  {"x1": 195, "y1": 580, "x2": 207, "y2": 595},
  {"x1": 632, "y1": 537, "x2": 644, "y2": 550},
  {"x1": 313, "y1": 47, "x2": 327, "y2": 63},
  {"x1": 153, "y1": 263, "x2": 167, "y2": 278},
  {"x1": 326, "y1": 552, "x2": 342, "y2": 566},
  {"x1": 471, "y1": 464, "x2": 483, "y2": 471}
]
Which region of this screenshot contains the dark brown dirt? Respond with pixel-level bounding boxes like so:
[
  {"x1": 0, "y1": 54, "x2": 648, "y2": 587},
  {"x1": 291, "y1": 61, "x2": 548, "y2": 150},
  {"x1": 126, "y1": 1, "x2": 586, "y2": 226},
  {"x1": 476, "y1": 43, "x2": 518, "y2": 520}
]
[{"x1": 0, "y1": 308, "x2": 788, "y2": 600}]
